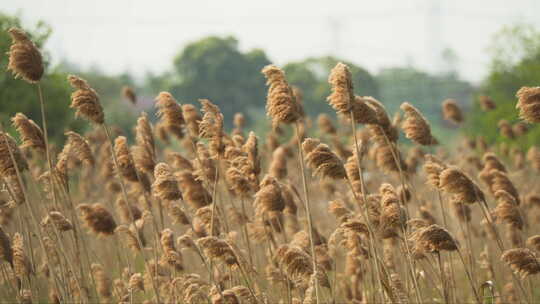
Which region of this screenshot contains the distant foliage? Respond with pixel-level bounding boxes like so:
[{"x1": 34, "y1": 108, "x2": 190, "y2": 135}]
[
  {"x1": 0, "y1": 13, "x2": 84, "y2": 142},
  {"x1": 467, "y1": 24, "x2": 540, "y2": 148}
]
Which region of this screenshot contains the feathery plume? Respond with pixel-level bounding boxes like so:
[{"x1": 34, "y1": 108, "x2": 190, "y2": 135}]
[
  {"x1": 302, "y1": 138, "x2": 346, "y2": 179},
  {"x1": 400, "y1": 102, "x2": 438, "y2": 145},
  {"x1": 91, "y1": 263, "x2": 112, "y2": 300},
  {"x1": 68, "y1": 75, "x2": 105, "y2": 124},
  {"x1": 77, "y1": 203, "x2": 117, "y2": 236},
  {"x1": 269, "y1": 146, "x2": 288, "y2": 180},
  {"x1": 439, "y1": 167, "x2": 485, "y2": 204},
  {"x1": 379, "y1": 184, "x2": 407, "y2": 238},
  {"x1": 64, "y1": 131, "x2": 94, "y2": 167},
  {"x1": 479, "y1": 95, "x2": 496, "y2": 111},
  {"x1": 442, "y1": 99, "x2": 463, "y2": 124},
  {"x1": 526, "y1": 235, "x2": 540, "y2": 252},
  {"x1": 122, "y1": 86, "x2": 137, "y2": 104},
  {"x1": 182, "y1": 104, "x2": 201, "y2": 137},
  {"x1": 197, "y1": 236, "x2": 238, "y2": 267},
  {"x1": 133, "y1": 113, "x2": 156, "y2": 174},
  {"x1": 7, "y1": 28, "x2": 43, "y2": 83},
  {"x1": 262, "y1": 65, "x2": 301, "y2": 128},
  {"x1": 493, "y1": 190, "x2": 523, "y2": 230},
  {"x1": 410, "y1": 224, "x2": 458, "y2": 254},
  {"x1": 155, "y1": 92, "x2": 185, "y2": 140},
  {"x1": 0, "y1": 132, "x2": 28, "y2": 177},
  {"x1": 11, "y1": 113, "x2": 45, "y2": 152},
  {"x1": 12, "y1": 233, "x2": 31, "y2": 278},
  {"x1": 498, "y1": 120, "x2": 515, "y2": 139},
  {"x1": 176, "y1": 170, "x2": 211, "y2": 209},
  {"x1": 114, "y1": 136, "x2": 138, "y2": 182},
  {"x1": 501, "y1": 248, "x2": 540, "y2": 278},
  {"x1": 152, "y1": 163, "x2": 182, "y2": 201},
  {"x1": 41, "y1": 211, "x2": 73, "y2": 232},
  {"x1": 199, "y1": 99, "x2": 224, "y2": 158},
  {"x1": 516, "y1": 86, "x2": 540, "y2": 123},
  {"x1": 317, "y1": 114, "x2": 336, "y2": 135}
]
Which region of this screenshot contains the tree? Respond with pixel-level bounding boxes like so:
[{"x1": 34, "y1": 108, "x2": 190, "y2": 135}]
[
  {"x1": 466, "y1": 24, "x2": 540, "y2": 147},
  {"x1": 166, "y1": 36, "x2": 271, "y2": 127},
  {"x1": 376, "y1": 66, "x2": 474, "y2": 138},
  {"x1": 0, "y1": 12, "x2": 85, "y2": 143}
]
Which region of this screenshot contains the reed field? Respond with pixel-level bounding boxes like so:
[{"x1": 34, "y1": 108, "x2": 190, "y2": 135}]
[{"x1": 2, "y1": 26, "x2": 540, "y2": 304}]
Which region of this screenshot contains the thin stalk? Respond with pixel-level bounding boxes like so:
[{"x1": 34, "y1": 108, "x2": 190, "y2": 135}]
[
  {"x1": 349, "y1": 114, "x2": 388, "y2": 303},
  {"x1": 436, "y1": 251, "x2": 449, "y2": 303},
  {"x1": 294, "y1": 121, "x2": 320, "y2": 304},
  {"x1": 456, "y1": 248, "x2": 482, "y2": 304},
  {"x1": 240, "y1": 197, "x2": 254, "y2": 267},
  {"x1": 102, "y1": 124, "x2": 162, "y2": 304}
]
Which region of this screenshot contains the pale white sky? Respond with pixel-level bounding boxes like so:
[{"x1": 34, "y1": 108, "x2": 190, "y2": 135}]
[{"x1": 3, "y1": 0, "x2": 539, "y2": 82}]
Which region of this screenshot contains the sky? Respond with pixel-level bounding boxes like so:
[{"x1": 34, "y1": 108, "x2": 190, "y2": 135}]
[{"x1": 2, "y1": 0, "x2": 539, "y2": 83}]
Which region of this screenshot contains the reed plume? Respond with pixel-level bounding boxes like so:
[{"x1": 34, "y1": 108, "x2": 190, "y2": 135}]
[
  {"x1": 439, "y1": 167, "x2": 485, "y2": 204},
  {"x1": 12, "y1": 233, "x2": 31, "y2": 279},
  {"x1": 493, "y1": 190, "x2": 523, "y2": 230},
  {"x1": 41, "y1": 211, "x2": 73, "y2": 232},
  {"x1": 501, "y1": 248, "x2": 540, "y2": 278},
  {"x1": 527, "y1": 235, "x2": 540, "y2": 252},
  {"x1": 479, "y1": 95, "x2": 496, "y2": 111},
  {"x1": 114, "y1": 136, "x2": 138, "y2": 182},
  {"x1": 498, "y1": 120, "x2": 515, "y2": 139},
  {"x1": 182, "y1": 104, "x2": 201, "y2": 137},
  {"x1": 7, "y1": 27, "x2": 43, "y2": 83},
  {"x1": 91, "y1": 263, "x2": 112, "y2": 300},
  {"x1": 68, "y1": 75, "x2": 105, "y2": 124},
  {"x1": 442, "y1": 99, "x2": 463, "y2": 124},
  {"x1": 77, "y1": 203, "x2": 117, "y2": 236},
  {"x1": 302, "y1": 138, "x2": 346, "y2": 179},
  {"x1": 122, "y1": 86, "x2": 137, "y2": 104},
  {"x1": 400, "y1": 102, "x2": 438, "y2": 145},
  {"x1": 133, "y1": 112, "x2": 156, "y2": 174},
  {"x1": 410, "y1": 224, "x2": 458, "y2": 254},
  {"x1": 262, "y1": 65, "x2": 301, "y2": 128},
  {"x1": 176, "y1": 170, "x2": 211, "y2": 209},
  {"x1": 11, "y1": 113, "x2": 45, "y2": 152},
  {"x1": 199, "y1": 99, "x2": 224, "y2": 158},
  {"x1": 516, "y1": 86, "x2": 540, "y2": 123},
  {"x1": 152, "y1": 163, "x2": 182, "y2": 201},
  {"x1": 155, "y1": 92, "x2": 185, "y2": 140},
  {"x1": 0, "y1": 132, "x2": 28, "y2": 178}
]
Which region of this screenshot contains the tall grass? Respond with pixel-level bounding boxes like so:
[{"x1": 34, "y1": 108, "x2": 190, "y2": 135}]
[{"x1": 1, "y1": 27, "x2": 540, "y2": 304}]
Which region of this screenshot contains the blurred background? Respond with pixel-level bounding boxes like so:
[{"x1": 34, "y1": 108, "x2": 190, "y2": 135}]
[{"x1": 1, "y1": 0, "x2": 540, "y2": 146}]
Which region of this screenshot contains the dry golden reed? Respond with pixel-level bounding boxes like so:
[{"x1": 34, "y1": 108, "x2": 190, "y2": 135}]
[
  {"x1": 400, "y1": 102, "x2": 438, "y2": 145},
  {"x1": 77, "y1": 203, "x2": 117, "y2": 236},
  {"x1": 442, "y1": 99, "x2": 463, "y2": 124},
  {"x1": 501, "y1": 248, "x2": 540, "y2": 278},
  {"x1": 262, "y1": 65, "x2": 301, "y2": 128},
  {"x1": 114, "y1": 136, "x2": 138, "y2": 182},
  {"x1": 7, "y1": 27, "x2": 43, "y2": 83},
  {"x1": 133, "y1": 112, "x2": 156, "y2": 174},
  {"x1": 302, "y1": 138, "x2": 346, "y2": 179},
  {"x1": 122, "y1": 85, "x2": 137, "y2": 104},
  {"x1": 152, "y1": 162, "x2": 182, "y2": 201},
  {"x1": 516, "y1": 86, "x2": 540, "y2": 123},
  {"x1": 439, "y1": 166, "x2": 485, "y2": 204},
  {"x1": 68, "y1": 75, "x2": 105, "y2": 124},
  {"x1": 11, "y1": 113, "x2": 45, "y2": 152},
  {"x1": 155, "y1": 92, "x2": 185, "y2": 140},
  {"x1": 479, "y1": 95, "x2": 496, "y2": 111}
]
